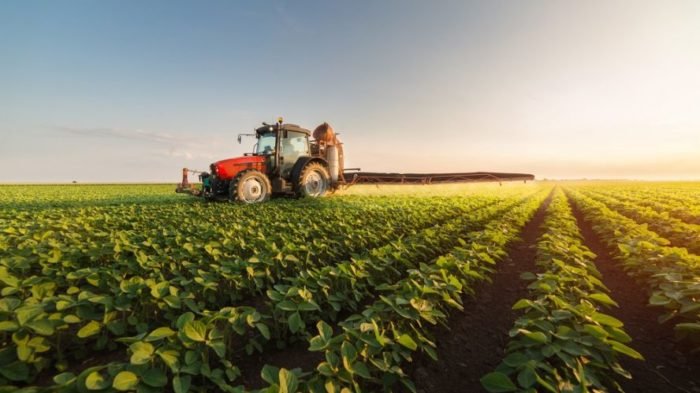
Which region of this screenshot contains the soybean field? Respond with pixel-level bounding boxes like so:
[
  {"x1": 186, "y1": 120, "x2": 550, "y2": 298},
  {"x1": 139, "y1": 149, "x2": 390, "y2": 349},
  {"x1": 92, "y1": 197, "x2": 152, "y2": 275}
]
[{"x1": 0, "y1": 182, "x2": 698, "y2": 393}]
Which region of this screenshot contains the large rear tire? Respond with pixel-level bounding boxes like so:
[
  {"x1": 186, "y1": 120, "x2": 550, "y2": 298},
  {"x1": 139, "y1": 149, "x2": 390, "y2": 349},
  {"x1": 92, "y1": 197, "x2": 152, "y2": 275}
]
[
  {"x1": 296, "y1": 162, "x2": 331, "y2": 198},
  {"x1": 230, "y1": 170, "x2": 272, "y2": 203}
]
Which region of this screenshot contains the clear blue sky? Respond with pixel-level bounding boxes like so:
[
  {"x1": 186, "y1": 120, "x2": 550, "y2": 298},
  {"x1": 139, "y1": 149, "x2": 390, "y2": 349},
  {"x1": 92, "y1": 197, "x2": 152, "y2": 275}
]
[{"x1": 1, "y1": 1, "x2": 699, "y2": 182}]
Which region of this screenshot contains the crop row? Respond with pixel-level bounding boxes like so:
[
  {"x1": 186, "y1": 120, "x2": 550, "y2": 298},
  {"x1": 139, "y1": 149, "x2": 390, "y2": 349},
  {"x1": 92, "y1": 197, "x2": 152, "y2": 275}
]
[
  {"x1": 289, "y1": 188, "x2": 551, "y2": 392},
  {"x1": 0, "y1": 187, "x2": 549, "y2": 392},
  {"x1": 0, "y1": 195, "x2": 503, "y2": 387},
  {"x1": 0, "y1": 185, "x2": 184, "y2": 209},
  {"x1": 483, "y1": 188, "x2": 641, "y2": 393},
  {"x1": 585, "y1": 186, "x2": 700, "y2": 226},
  {"x1": 577, "y1": 189, "x2": 700, "y2": 254},
  {"x1": 565, "y1": 188, "x2": 700, "y2": 352},
  {"x1": 110, "y1": 192, "x2": 532, "y2": 393},
  {"x1": 264, "y1": 192, "x2": 535, "y2": 337},
  {"x1": 67, "y1": 191, "x2": 545, "y2": 393},
  {"x1": 0, "y1": 195, "x2": 493, "y2": 312}
]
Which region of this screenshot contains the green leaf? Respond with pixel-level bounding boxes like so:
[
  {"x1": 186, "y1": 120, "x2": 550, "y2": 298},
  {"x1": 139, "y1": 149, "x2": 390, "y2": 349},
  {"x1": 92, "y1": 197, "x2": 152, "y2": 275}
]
[
  {"x1": 523, "y1": 331, "x2": 548, "y2": 344},
  {"x1": 260, "y1": 365, "x2": 279, "y2": 385},
  {"x1": 278, "y1": 368, "x2": 299, "y2": 393},
  {"x1": 610, "y1": 341, "x2": 644, "y2": 360},
  {"x1": 480, "y1": 372, "x2": 517, "y2": 392},
  {"x1": 317, "y1": 362, "x2": 334, "y2": 377},
  {"x1": 207, "y1": 340, "x2": 226, "y2": 358},
  {"x1": 64, "y1": 314, "x2": 81, "y2": 324},
  {"x1": 649, "y1": 294, "x2": 670, "y2": 306},
  {"x1": 78, "y1": 320, "x2": 102, "y2": 338},
  {"x1": 255, "y1": 323, "x2": 271, "y2": 340},
  {"x1": 141, "y1": 368, "x2": 168, "y2": 387},
  {"x1": 183, "y1": 321, "x2": 207, "y2": 342},
  {"x1": 28, "y1": 336, "x2": 51, "y2": 352},
  {"x1": 17, "y1": 342, "x2": 32, "y2": 362},
  {"x1": 308, "y1": 336, "x2": 327, "y2": 352},
  {"x1": 317, "y1": 320, "x2": 333, "y2": 341},
  {"x1": 288, "y1": 311, "x2": 304, "y2": 334},
  {"x1": 173, "y1": 375, "x2": 191, "y2": 393},
  {"x1": 517, "y1": 367, "x2": 536, "y2": 388},
  {"x1": 591, "y1": 312, "x2": 623, "y2": 328},
  {"x1": 163, "y1": 295, "x2": 182, "y2": 309},
  {"x1": 675, "y1": 323, "x2": 700, "y2": 332},
  {"x1": 15, "y1": 305, "x2": 43, "y2": 325},
  {"x1": 396, "y1": 334, "x2": 418, "y2": 350},
  {"x1": 341, "y1": 341, "x2": 357, "y2": 363},
  {"x1": 113, "y1": 371, "x2": 139, "y2": 391},
  {"x1": 276, "y1": 300, "x2": 298, "y2": 312},
  {"x1": 583, "y1": 324, "x2": 608, "y2": 339},
  {"x1": 145, "y1": 327, "x2": 176, "y2": 342},
  {"x1": 0, "y1": 320, "x2": 19, "y2": 332},
  {"x1": 0, "y1": 361, "x2": 29, "y2": 382},
  {"x1": 589, "y1": 293, "x2": 618, "y2": 307},
  {"x1": 26, "y1": 318, "x2": 54, "y2": 336},
  {"x1": 185, "y1": 350, "x2": 198, "y2": 365},
  {"x1": 512, "y1": 299, "x2": 532, "y2": 310},
  {"x1": 297, "y1": 301, "x2": 320, "y2": 311},
  {"x1": 156, "y1": 349, "x2": 180, "y2": 371},
  {"x1": 503, "y1": 352, "x2": 529, "y2": 367},
  {"x1": 176, "y1": 312, "x2": 195, "y2": 329},
  {"x1": 130, "y1": 342, "x2": 155, "y2": 365},
  {"x1": 351, "y1": 361, "x2": 371, "y2": 379},
  {"x1": 85, "y1": 370, "x2": 110, "y2": 390},
  {"x1": 53, "y1": 372, "x2": 77, "y2": 385},
  {"x1": 284, "y1": 254, "x2": 300, "y2": 263},
  {"x1": 608, "y1": 326, "x2": 632, "y2": 343}
]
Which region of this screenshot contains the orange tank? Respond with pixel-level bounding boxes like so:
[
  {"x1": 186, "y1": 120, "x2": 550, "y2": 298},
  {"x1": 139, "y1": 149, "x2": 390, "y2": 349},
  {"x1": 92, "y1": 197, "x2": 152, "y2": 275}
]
[{"x1": 313, "y1": 122, "x2": 338, "y2": 145}]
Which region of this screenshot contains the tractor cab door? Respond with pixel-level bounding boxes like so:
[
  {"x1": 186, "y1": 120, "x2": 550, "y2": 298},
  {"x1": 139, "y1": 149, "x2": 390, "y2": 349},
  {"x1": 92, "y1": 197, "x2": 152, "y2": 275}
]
[
  {"x1": 280, "y1": 130, "x2": 310, "y2": 178},
  {"x1": 256, "y1": 132, "x2": 277, "y2": 172}
]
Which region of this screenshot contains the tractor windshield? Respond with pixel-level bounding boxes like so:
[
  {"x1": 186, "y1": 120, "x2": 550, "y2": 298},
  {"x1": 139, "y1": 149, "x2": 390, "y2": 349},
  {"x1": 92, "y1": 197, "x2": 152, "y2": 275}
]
[{"x1": 256, "y1": 132, "x2": 276, "y2": 155}]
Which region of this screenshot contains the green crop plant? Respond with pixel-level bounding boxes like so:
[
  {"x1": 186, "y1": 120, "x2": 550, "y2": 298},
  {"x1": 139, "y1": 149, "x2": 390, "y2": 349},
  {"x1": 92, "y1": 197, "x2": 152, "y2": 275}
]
[
  {"x1": 0, "y1": 183, "x2": 547, "y2": 392},
  {"x1": 293, "y1": 190, "x2": 549, "y2": 392},
  {"x1": 483, "y1": 188, "x2": 641, "y2": 393},
  {"x1": 566, "y1": 188, "x2": 700, "y2": 352}
]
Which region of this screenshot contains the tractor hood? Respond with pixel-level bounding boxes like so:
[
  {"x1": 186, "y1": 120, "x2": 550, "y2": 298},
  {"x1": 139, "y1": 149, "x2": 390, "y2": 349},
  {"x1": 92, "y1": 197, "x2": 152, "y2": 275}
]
[{"x1": 211, "y1": 156, "x2": 266, "y2": 180}]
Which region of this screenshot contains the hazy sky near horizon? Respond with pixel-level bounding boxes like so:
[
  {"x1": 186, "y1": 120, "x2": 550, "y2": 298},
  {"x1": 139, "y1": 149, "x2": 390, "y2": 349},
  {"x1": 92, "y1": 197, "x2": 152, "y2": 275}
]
[{"x1": 1, "y1": 1, "x2": 699, "y2": 182}]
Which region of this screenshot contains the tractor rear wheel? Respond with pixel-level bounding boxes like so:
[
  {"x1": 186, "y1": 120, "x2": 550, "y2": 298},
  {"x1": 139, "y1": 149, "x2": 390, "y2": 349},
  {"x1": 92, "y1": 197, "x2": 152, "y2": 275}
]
[
  {"x1": 296, "y1": 162, "x2": 331, "y2": 198},
  {"x1": 230, "y1": 170, "x2": 271, "y2": 203}
]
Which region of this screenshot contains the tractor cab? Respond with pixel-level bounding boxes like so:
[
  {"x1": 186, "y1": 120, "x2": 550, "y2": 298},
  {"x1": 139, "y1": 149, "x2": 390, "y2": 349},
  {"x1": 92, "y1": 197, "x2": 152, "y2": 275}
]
[
  {"x1": 251, "y1": 122, "x2": 312, "y2": 180},
  {"x1": 178, "y1": 118, "x2": 344, "y2": 203}
]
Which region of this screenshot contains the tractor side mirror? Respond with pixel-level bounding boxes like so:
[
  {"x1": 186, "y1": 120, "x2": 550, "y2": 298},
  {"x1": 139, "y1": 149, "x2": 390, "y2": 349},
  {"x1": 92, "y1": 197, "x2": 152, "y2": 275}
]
[{"x1": 237, "y1": 135, "x2": 242, "y2": 144}]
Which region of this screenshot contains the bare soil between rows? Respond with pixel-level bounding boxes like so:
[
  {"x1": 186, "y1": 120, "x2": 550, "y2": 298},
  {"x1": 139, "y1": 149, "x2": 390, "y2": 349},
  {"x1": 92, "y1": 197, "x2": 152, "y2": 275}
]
[
  {"x1": 404, "y1": 192, "x2": 552, "y2": 393},
  {"x1": 569, "y1": 196, "x2": 700, "y2": 393}
]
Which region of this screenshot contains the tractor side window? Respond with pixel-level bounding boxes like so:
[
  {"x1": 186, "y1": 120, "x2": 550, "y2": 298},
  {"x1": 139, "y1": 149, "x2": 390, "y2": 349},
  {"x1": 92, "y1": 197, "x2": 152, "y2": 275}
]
[
  {"x1": 284, "y1": 136, "x2": 309, "y2": 155},
  {"x1": 256, "y1": 133, "x2": 276, "y2": 155},
  {"x1": 280, "y1": 132, "x2": 309, "y2": 176}
]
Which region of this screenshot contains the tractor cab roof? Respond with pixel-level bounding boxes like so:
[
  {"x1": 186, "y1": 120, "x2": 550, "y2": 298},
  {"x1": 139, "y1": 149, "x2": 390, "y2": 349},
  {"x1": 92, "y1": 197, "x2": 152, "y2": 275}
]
[{"x1": 255, "y1": 123, "x2": 311, "y2": 136}]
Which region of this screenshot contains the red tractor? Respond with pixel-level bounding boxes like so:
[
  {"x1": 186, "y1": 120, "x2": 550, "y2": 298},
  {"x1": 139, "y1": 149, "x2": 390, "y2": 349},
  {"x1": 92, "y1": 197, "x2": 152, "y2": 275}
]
[
  {"x1": 177, "y1": 118, "x2": 536, "y2": 203},
  {"x1": 177, "y1": 118, "x2": 344, "y2": 203}
]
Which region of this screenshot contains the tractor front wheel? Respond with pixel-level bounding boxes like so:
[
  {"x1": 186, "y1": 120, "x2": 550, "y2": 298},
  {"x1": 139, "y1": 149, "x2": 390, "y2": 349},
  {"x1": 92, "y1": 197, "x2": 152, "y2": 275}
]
[
  {"x1": 230, "y1": 170, "x2": 272, "y2": 203},
  {"x1": 296, "y1": 162, "x2": 331, "y2": 198}
]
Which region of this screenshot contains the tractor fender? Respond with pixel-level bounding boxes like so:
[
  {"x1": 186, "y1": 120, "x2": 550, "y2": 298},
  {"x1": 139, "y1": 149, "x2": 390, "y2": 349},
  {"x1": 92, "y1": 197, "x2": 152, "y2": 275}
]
[{"x1": 290, "y1": 156, "x2": 328, "y2": 188}]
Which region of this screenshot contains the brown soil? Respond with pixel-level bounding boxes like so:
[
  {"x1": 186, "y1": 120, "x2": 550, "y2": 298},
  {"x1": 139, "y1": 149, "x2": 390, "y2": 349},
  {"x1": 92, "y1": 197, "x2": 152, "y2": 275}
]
[
  {"x1": 569, "y1": 196, "x2": 700, "y2": 393},
  {"x1": 406, "y1": 193, "x2": 552, "y2": 393}
]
